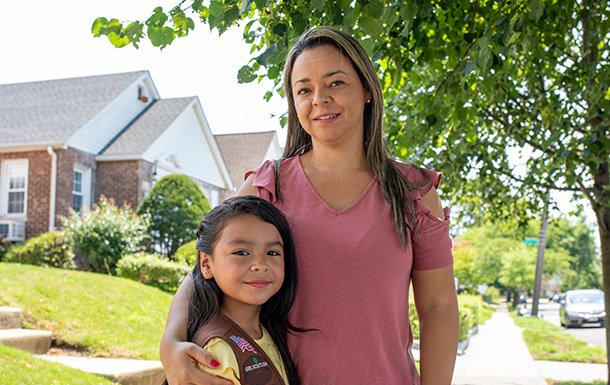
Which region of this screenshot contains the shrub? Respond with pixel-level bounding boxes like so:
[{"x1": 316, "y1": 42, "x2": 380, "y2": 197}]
[
  {"x1": 116, "y1": 253, "x2": 191, "y2": 293},
  {"x1": 6, "y1": 231, "x2": 75, "y2": 269},
  {"x1": 483, "y1": 286, "x2": 501, "y2": 303},
  {"x1": 410, "y1": 293, "x2": 484, "y2": 343},
  {"x1": 173, "y1": 239, "x2": 198, "y2": 266},
  {"x1": 62, "y1": 196, "x2": 150, "y2": 274},
  {"x1": 137, "y1": 175, "x2": 210, "y2": 260},
  {"x1": 0, "y1": 234, "x2": 8, "y2": 261}
]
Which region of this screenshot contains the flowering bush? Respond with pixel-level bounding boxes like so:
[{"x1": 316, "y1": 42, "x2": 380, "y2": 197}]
[
  {"x1": 61, "y1": 196, "x2": 150, "y2": 274},
  {"x1": 0, "y1": 233, "x2": 9, "y2": 261}
]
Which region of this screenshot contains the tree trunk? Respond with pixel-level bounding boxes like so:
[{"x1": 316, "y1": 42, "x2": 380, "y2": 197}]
[{"x1": 595, "y1": 205, "x2": 610, "y2": 384}]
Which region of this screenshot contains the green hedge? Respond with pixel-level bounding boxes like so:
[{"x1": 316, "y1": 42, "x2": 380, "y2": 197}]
[
  {"x1": 410, "y1": 294, "x2": 482, "y2": 342},
  {"x1": 173, "y1": 239, "x2": 197, "y2": 266},
  {"x1": 5, "y1": 231, "x2": 75, "y2": 269},
  {"x1": 116, "y1": 253, "x2": 191, "y2": 293}
]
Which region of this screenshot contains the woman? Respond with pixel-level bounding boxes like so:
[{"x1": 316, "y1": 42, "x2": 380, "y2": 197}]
[{"x1": 160, "y1": 26, "x2": 459, "y2": 385}]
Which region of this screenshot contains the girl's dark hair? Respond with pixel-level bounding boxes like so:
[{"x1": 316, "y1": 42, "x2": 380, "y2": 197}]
[
  {"x1": 280, "y1": 26, "x2": 428, "y2": 248},
  {"x1": 188, "y1": 195, "x2": 301, "y2": 385}
]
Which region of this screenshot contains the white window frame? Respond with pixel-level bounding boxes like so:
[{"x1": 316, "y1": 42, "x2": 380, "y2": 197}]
[
  {"x1": 72, "y1": 164, "x2": 91, "y2": 212},
  {"x1": 0, "y1": 159, "x2": 29, "y2": 218}
]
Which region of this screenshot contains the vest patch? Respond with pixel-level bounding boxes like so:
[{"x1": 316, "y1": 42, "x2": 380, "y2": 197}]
[
  {"x1": 243, "y1": 355, "x2": 272, "y2": 385},
  {"x1": 230, "y1": 335, "x2": 257, "y2": 353}
]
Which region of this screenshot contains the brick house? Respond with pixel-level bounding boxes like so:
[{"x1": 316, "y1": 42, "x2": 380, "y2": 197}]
[
  {"x1": 0, "y1": 71, "x2": 233, "y2": 241},
  {"x1": 215, "y1": 131, "x2": 283, "y2": 200}
]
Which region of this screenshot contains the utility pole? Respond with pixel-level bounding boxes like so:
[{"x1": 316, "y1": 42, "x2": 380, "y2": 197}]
[{"x1": 532, "y1": 192, "x2": 550, "y2": 318}]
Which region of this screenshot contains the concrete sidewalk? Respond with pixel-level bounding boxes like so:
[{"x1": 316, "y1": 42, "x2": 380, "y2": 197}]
[{"x1": 451, "y1": 303, "x2": 607, "y2": 385}]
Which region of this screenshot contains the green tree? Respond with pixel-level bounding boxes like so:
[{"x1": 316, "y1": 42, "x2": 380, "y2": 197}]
[
  {"x1": 547, "y1": 217, "x2": 602, "y2": 290},
  {"x1": 137, "y1": 175, "x2": 210, "y2": 259},
  {"x1": 93, "y1": 0, "x2": 610, "y2": 372},
  {"x1": 498, "y1": 245, "x2": 536, "y2": 307}
]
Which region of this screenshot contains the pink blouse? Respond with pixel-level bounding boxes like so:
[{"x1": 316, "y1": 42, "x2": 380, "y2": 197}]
[{"x1": 248, "y1": 155, "x2": 453, "y2": 384}]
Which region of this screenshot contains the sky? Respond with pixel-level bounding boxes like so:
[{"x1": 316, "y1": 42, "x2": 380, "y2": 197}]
[
  {"x1": 0, "y1": 0, "x2": 287, "y2": 142},
  {"x1": 1, "y1": 0, "x2": 595, "y2": 226}
]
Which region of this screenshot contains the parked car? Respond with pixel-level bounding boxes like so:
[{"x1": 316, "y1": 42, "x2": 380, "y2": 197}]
[{"x1": 559, "y1": 289, "x2": 605, "y2": 328}]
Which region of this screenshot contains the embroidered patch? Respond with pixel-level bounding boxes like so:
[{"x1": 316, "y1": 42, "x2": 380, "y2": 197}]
[
  {"x1": 243, "y1": 355, "x2": 272, "y2": 385},
  {"x1": 229, "y1": 335, "x2": 257, "y2": 353}
]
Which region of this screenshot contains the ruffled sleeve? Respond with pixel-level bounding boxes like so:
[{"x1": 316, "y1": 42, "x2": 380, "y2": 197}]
[
  {"x1": 397, "y1": 163, "x2": 453, "y2": 270},
  {"x1": 245, "y1": 160, "x2": 277, "y2": 204}
]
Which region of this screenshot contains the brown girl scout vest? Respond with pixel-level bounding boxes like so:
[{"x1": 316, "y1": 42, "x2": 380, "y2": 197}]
[{"x1": 192, "y1": 312, "x2": 286, "y2": 385}]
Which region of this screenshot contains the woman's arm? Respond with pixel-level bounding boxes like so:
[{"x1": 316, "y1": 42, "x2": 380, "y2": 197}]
[
  {"x1": 160, "y1": 274, "x2": 233, "y2": 385},
  {"x1": 412, "y1": 187, "x2": 459, "y2": 385},
  {"x1": 159, "y1": 174, "x2": 258, "y2": 385},
  {"x1": 412, "y1": 265, "x2": 459, "y2": 385}
]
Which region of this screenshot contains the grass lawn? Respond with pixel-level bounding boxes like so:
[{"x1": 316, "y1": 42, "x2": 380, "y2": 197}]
[
  {"x1": 510, "y1": 310, "x2": 606, "y2": 363},
  {"x1": 0, "y1": 343, "x2": 118, "y2": 384},
  {"x1": 0, "y1": 262, "x2": 174, "y2": 360},
  {"x1": 547, "y1": 382, "x2": 606, "y2": 385}
]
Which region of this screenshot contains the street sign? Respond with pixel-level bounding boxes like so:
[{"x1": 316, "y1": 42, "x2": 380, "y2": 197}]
[{"x1": 523, "y1": 237, "x2": 538, "y2": 245}]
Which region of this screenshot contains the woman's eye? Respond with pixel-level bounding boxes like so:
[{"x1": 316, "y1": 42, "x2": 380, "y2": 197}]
[
  {"x1": 330, "y1": 80, "x2": 344, "y2": 87},
  {"x1": 297, "y1": 88, "x2": 310, "y2": 95}
]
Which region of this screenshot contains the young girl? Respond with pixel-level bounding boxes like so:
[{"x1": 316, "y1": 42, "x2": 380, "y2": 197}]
[{"x1": 185, "y1": 195, "x2": 300, "y2": 385}]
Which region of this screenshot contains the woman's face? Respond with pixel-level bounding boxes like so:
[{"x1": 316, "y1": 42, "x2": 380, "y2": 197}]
[{"x1": 291, "y1": 44, "x2": 370, "y2": 149}]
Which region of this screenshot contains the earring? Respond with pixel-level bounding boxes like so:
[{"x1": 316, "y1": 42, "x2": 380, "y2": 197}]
[
  {"x1": 366, "y1": 99, "x2": 371, "y2": 104},
  {"x1": 203, "y1": 270, "x2": 209, "y2": 276}
]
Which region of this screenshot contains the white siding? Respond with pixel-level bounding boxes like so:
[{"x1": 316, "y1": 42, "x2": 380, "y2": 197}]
[
  {"x1": 144, "y1": 105, "x2": 228, "y2": 189},
  {"x1": 67, "y1": 78, "x2": 153, "y2": 154}
]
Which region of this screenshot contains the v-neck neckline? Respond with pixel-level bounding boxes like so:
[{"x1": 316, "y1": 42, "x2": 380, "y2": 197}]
[{"x1": 295, "y1": 154, "x2": 377, "y2": 214}]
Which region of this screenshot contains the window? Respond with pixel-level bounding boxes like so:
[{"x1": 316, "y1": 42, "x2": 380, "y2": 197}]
[
  {"x1": 72, "y1": 165, "x2": 91, "y2": 212},
  {"x1": 1, "y1": 159, "x2": 28, "y2": 217}
]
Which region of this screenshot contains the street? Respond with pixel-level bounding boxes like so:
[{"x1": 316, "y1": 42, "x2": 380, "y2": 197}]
[{"x1": 527, "y1": 298, "x2": 606, "y2": 349}]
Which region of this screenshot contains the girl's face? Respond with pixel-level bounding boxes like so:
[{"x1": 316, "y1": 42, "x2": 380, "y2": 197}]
[
  {"x1": 203, "y1": 214, "x2": 285, "y2": 316},
  {"x1": 291, "y1": 44, "x2": 370, "y2": 148}
]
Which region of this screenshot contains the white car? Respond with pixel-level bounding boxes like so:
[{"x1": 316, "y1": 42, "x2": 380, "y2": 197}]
[{"x1": 559, "y1": 289, "x2": 605, "y2": 328}]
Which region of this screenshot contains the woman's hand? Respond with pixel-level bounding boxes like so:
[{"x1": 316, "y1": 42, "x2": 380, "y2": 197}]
[{"x1": 161, "y1": 340, "x2": 233, "y2": 385}]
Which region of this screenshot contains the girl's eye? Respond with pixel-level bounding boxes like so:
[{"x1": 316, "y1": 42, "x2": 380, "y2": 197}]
[
  {"x1": 267, "y1": 250, "x2": 282, "y2": 257},
  {"x1": 234, "y1": 250, "x2": 249, "y2": 256}
]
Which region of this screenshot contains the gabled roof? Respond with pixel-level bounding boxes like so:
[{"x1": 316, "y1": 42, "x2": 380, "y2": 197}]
[
  {"x1": 100, "y1": 97, "x2": 196, "y2": 157},
  {"x1": 0, "y1": 71, "x2": 152, "y2": 149},
  {"x1": 215, "y1": 131, "x2": 280, "y2": 188}
]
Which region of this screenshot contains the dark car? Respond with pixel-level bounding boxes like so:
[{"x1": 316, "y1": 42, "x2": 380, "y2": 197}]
[{"x1": 559, "y1": 289, "x2": 605, "y2": 328}]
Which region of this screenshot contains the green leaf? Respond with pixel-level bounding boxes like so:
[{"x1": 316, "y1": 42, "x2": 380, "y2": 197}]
[
  {"x1": 360, "y1": 14, "x2": 384, "y2": 37},
  {"x1": 267, "y1": 65, "x2": 280, "y2": 79},
  {"x1": 273, "y1": 23, "x2": 288, "y2": 36},
  {"x1": 528, "y1": 0, "x2": 545, "y2": 22},
  {"x1": 361, "y1": 37, "x2": 375, "y2": 57},
  {"x1": 237, "y1": 65, "x2": 257, "y2": 83},
  {"x1": 255, "y1": 43, "x2": 278, "y2": 66},
  {"x1": 507, "y1": 32, "x2": 521, "y2": 46},
  {"x1": 108, "y1": 32, "x2": 131, "y2": 48},
  {"x1": 91, "y1": 17, "x2": 109, "y2": 36},
  {"x1": 478, "y1": 48, "x2": 491, "y2": 72},
  {"x1": 148, "y1": 25, "x2": 176, "y2": 49},
  {"x1": 462, "y1": 61, "x2": 476, "y2": 76},
  {"x1": 209, "y1": 1, "x2": 226, "y2": 17},
  {"x1": 290, "y1": 11, "x2": 307, "y2": 34},
  {"x1": 363, "y1": 0, "x2": 384, "y2": 19},
  {"x1": 312, "y1": 0, "x2": 325, "y2": 11}
]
